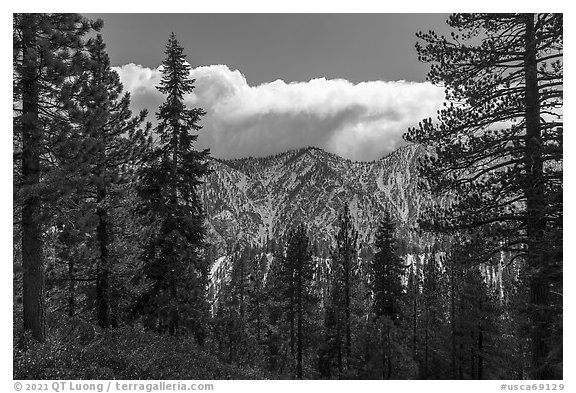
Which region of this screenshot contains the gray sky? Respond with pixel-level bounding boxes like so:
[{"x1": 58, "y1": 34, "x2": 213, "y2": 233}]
[
  {"x1": 85, "y1": 14, "x2": 450, "y2": 84},
  {"x1": 84, "y1": 14, "x2": 452, "y2": 160}
]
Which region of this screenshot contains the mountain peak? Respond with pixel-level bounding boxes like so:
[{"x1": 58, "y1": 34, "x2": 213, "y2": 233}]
[
  {"x1": 201, "y1": 144, "x2": 428, "y2": 255},
  {"x1": 214, "y1": 144, "x2": 424, "y2": 169}
]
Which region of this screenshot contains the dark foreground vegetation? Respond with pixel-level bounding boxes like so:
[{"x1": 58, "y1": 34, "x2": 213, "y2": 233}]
[{"x1": 13, "y1": 318, "x2": 263, "y2": 379}]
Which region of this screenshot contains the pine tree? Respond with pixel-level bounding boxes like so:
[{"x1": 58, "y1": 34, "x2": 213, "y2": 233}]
[
  {"x1": 80, "y1": 34, "x2": 151, "y2": 327},
  {"x1": 498, "y1": 256, "x2": 531, "y2": 379},
  {"x1": 256, "y1": 227, "x2": 316, "y2": 378},
  {"x1": 247, "y1": 252, "x2": 267, "y2": 343},
  {"x1": 443, "y1": 236, "x2": 507, "y2": 379},
  {"x1": 421, "y1": 251, "x2": 446, "y2": 378},
  {"x1": 319, "y1": 270, "x2": 343, "y2": 379},
  {"x1": 368, "y1": 212, "x2": 405, "y2": 378},
  {"x1": 321, "y1": 203, "x2": 358, "y2": 377},
  {"x1": 404, "y1": 13, "x2": 562, "y2": 379},
  {"x1": 405, "y1": 259, "x2": 421, "y2": 361},
  {"x1": 446, "y1": 241, "x2": 462, "y2": 379},
  {"x1": 212, "y1": 248, "x2": 250, "y2": 365},
  {"x1": 336, "y1": 203, "x2": 358, "y2": 366},
  {"x1": 370, "y1": 212, "x2": 404, "y2": 321},
  {"x1": 135, "y1": 33, "x2": 211, "y2": 339},
  {"x1": 285, "y1": 224, "x2": 315, "y2": 379},
  {"x1": 39, "y1": 32, "x2": 151, "y2": 328},
  {"x1": 13, "y1": 13, "x2": 102, "y2": 341},
  {"x1": 261, "y1": 235, "x2": 292, "y2": 375}
]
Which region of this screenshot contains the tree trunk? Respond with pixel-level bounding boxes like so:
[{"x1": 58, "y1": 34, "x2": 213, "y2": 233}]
[
  {"x1": 413, "y1": 286, "x2": 418, "y2": 359},
  {"x1": 59, "y1": 228, "x2": 75, "y2": 318},
  {"x1": 167, "y1": 102, "x2": 180, "y2": 336},
  {"x1": 383, "y1": 325, "x2": 392, "y2": 379},
  {"x1": 20, "y1": 14, "x2": 45, "y2": 342},
  {"x1": 290, "y1": 282, "x2": 295, "y2": 368},
  {"x1": 344, "y1": 255, "x2": 351, "y2": 365},
  {"x1": 239, "y1": 254, "x2": 245, "y2": 320},
  {"x1": 470, "y1": 331, "x2": 476, "y2": 379},
  {"x1": 67, "y1": 258, "x2": 75, "y2": 318},
  {"x1": 255, "y1": 268, "x2": 261, "y2": 341},
  {"x1": 478, "y1": 324, "x2": 483, "y2": 379},
  {"x1": 297, "y1": 268, "x2": 303, "y2": 379},
  {"x1": 96, "y1": 185, "x2": 110, "y2": 328},
  {"x1": 336, "y1": 306, "x2": 343, "y2": 378},
  {"x1": 228, "y1": 322, "x2": 233, "y2": 364},
  {"x1": 477, "y1": 295, "x2": 484, "y2": 379},
  {"x1": 381, "y1": 322, "x2": 386, "y2": 379},
  {"x1": 523, "y1": 13, "x2": 553, "y2": 380},
  {"x1": 450, "y1": 263, "x2": 457, "y2": 379},
  {"x1": 169, "y1": 274, "x2": 179, "y2": 335},
  {"x1": 93, "y1": 42, "x2": 112, "y2": 329},
  {"x1": 458, "y1": 328, "x2": 464, "y2": 379},
  {"x1": 424, "y1": 321, "x2": 429, "y2": 379}
]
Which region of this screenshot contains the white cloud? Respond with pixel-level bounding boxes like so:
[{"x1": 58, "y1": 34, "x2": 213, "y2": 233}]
[{"x1": 113, "y1": 63, "x2": 445, "y2": 161}]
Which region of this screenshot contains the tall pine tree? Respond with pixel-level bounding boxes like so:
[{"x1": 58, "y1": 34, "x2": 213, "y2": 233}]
[
  {"x1": 320, "y1": 203, "x2": 358, "y2": 377},
  {"x1": 135, "y1": 33, "x2": 211, "y2": 339},
  {"x1": 13, "y1": 13, "x2": 102, "y2": 341},
  {"x1": 369, "y1": 212, "x2": 405, "y2": 378},
  {"x1": 421, "y1": 251, "x2": 446, "y2": 378},
  {"x1": 404, "y1": 13, "x2": 562, "y2": 378},
  {"x1": 285, "y1": 224, "x2": 315, "y2": 379},
  {"x1": 80, "y1": 34, "x2": 151, "y2": 327},
  {"x1": 370, "y1": 212, "x2": 404, "y2": 321}
]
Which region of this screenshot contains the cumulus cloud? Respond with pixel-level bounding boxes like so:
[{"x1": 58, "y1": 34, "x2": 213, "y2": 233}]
[{"x1": 113, "y1": 63, "x2": 445, "y2": 161}]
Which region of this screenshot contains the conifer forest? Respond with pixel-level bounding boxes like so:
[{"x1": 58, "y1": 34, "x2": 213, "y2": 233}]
[{"x1": 13, "y1": 13, "x2": 563, "y2": 380}]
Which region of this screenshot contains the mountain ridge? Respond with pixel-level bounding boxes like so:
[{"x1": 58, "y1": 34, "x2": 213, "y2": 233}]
[{"x1": 200, "y1": 143, "x2": 430, "y2": 256}]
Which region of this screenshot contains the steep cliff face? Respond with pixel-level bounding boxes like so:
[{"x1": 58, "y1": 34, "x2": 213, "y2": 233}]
[{"x1": 201, "y1": 143, "x2": 430, "y2": 255}]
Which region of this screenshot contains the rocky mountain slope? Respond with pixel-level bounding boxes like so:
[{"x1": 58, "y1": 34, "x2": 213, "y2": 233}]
[
  {"x1": 200, "y1": 144, "x2": 506, "y2": 308},
  {"x1": 200, "y1": 143, "x2": 431, "y2": 255}
]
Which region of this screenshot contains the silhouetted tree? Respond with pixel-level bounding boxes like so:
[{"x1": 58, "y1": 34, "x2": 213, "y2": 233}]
[
  {"x1": 285, "y1": 224, "x2": 315, "y2": 379},
  {"x1": 13, "y1": 13, "x2": 102, "y2": 341},
  {"x1": 405, "y1": 13, "x2": 562, "y2": 379},
  {"x1": 75, "y1": 34, "x2": 152, "y2": 328},
  {"x1": 320, "y1": 203, "x2": 358, "y2": 377},
  {"x1": 369, "y1": 212, "x2": 405, "y2": 378},
  {"x1": 420, "y1": 251, "x2": 446, "y2": 378},
  {"x1": 135, "y1": 33, "x2": 211, "y2": 339}
]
